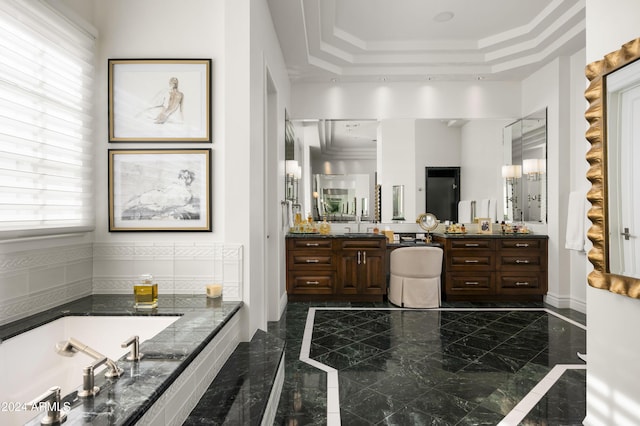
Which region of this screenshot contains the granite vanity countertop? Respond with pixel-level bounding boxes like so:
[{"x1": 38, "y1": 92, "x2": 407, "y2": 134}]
[
  {"x1": 287, "y1": 233, "x2": 387, "y2": 239},
  {"x1": 0, "y1": 295, "x2": 242, "y2": 426},
  {"x1": 433, "y1": 232, "x2": 548, "y2": 239}
]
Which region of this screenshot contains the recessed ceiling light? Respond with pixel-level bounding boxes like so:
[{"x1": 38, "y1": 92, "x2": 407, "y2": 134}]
[
  {"x1": 330, "y1": 78, "x2": 337, "y2": 83},
  {"x1": 381, "y1": 76, "x2": 388, "y2": 82},
  {"x1": 433, "y1": 11, "x2": 454, "y2": 23},
  {"x1": 476, "y1": 76, "x2": 485, "y2": 81}
]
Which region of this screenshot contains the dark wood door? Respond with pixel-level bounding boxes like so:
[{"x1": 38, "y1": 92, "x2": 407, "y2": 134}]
[{"x1": 425, "y1": 167, "x2": 460, "y2": 222}]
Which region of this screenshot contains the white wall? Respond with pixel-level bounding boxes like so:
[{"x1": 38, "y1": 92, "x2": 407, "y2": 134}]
[
  {"x1": 291, "y1": 81, "x2": 521, "y2": 120},
  {"x1": 91, "y1": 0, "x2": 290, "y2": 338},
  {"x1": 569, "y1": 48, "x2": 589, "y2": 313},
  {"x1": 248, "y1": 0, "x2": 292, "y2": 327},
  {"x1": 521, "y1": 58, "x2": 572, "y2": 307},
  {"x1": 584, "y1": 1, "x2": 640, "y2": 424},
  {"x1": 0, "y1": 0, "x2": 291, "y2": 336},
  {"x1": 88, "y1": 0, "x2": 246, "y2": 302}
]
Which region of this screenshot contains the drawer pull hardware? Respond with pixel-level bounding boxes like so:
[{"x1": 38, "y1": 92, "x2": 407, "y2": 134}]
[
  {"x1": 305, "y1": 243, "x2": 319, "y2": 247},
  {"x1": 465, "y1": 243, "x2": 480, "y2": 247},
  {"x1": 306, "y1": 259, "x2": 319, "y2": 263},
  {"x1": 363, "y1": 251, "x2": 367, "y2": 264},
  {"x1": 306, "y1": 281, "x2": 320, "y2": 285},
  {"x1": 515, "y1": 281, "x2": 530, "y2": 286},
  {"x1": 515, "y1": 243, "x2": 530, "y2": 247},
  {"x1": 465, "y1": 259, "x2": 479, "y2": 263},
  {"x1": 515, "y1": 259, "x2": 530, "y2": 264},
  {"x1": 357, "y1": 251, "x2": 361, "y2": 264},
  {"x1": 465, "y1": 281, "x2": 480, "y2": 286}
]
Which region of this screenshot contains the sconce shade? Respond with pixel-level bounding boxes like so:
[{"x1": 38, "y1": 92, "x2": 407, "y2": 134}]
[
  {"x1": 294, "y1": 165, "x2": 302, "y2": 180},
  {"x1": 523, "y1": 158, "x2": 545, "y2": 175},
  {"x1": 285, "y1": 160, "x2": 299, "y2": 176},
  {"x1": 501, "y1": 164, "x2": 522, "y2": 179}
]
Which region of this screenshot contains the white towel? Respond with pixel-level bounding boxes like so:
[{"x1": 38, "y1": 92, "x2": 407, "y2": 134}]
[
  {"x1": 282, "y1": 200, "x2": 293, "y2": 230},
  {"x1": 488, "y1": 199, "x2": 498, "y2": 223},
  {"x1": 458, "y1": 200, "x2": 473, "y2": 223},
  {"x1": 565, "y1": 191, "x2": 587, "y2": 251},
  {"x1": 477, "y1": 199, "x2": 490, "y2": 219}
]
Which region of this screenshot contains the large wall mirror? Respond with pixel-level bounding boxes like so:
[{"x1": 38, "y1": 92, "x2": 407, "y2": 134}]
[
  {"x1": 304, "y1": 119, "x2": 378, "y2": 222},
  {"x1": 290, "y1": 117, "x2": 516, "y2": 225},
  {"x1": 585, "y1": 37, "x2": 640, "y2": 298},
  {"x1": 503, "y1": 108, "x2": 547, "y2": 223}
]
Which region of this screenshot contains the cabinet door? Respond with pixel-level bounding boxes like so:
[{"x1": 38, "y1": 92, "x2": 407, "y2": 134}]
[
  {"x1": 338, "y1": 250, "x2": 360, "y2": 295},
  {"x1": 337, "y1": 249, "x2": 386, "y2": 295},
  {"x1": 359, "y1": 250, "x2": 386, "y2": 294}
]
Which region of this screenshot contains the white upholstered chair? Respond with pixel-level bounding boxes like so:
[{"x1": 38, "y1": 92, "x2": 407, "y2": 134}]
[{"x1": 388, "y1": 246, "x2": 443, "y2": 308}]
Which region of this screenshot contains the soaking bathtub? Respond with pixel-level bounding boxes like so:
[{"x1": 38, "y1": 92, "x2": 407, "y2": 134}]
[
  {"x1": 0, "y1": 315, "x2": 180, "y2": 425},
  {"x1": 0, "y1": 294, "x2": 243, "y2": 426}
]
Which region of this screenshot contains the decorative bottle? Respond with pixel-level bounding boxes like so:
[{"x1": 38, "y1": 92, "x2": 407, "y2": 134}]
[{"x1": 319, "y1": 217, "x2": 331, "y2": 235}]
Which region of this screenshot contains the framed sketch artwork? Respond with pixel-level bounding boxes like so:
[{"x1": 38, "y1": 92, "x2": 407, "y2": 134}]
[
  {"x1": 108, "y1": 59, "x2": 211, "y2": 142},
  {"x1": 108, "y1": 149, "x2": 211, "y2": 231},
  {"x1": 478, "y1": 218, "x2": 492, "y2": 234}
]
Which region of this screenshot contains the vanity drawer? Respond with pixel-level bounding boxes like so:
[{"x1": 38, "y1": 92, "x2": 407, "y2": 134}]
[
  {"x1": 499, "y1": 239, "x2": 542, "y2": 250},
  {"x1": 288, "y1": 271, "x2": 334, "y2": 294},
  {"x1": 450, "y1": 239, "x2": 495, "y2": 250},
  {"x1": 288, "y1": 252, "x2": 334, "y2": 269},
  {"x1": 340, "y1": 238, "x2": 385, "y2": 250},
  {"x1": 289, "y1": 239, "x2": 333, "y2": 250},
  {"x1": 498, "y1": 254, "x2": 543, "y2": 271},
  {"x1": 446, "y1": 272, "x2": 494, "y2": 293},
  {"x1": 498, "y1": 273, "x2": 546, "y2": 294},
  {"x1": 448, "y1": 254, "x2": 495, "y2": 271}
]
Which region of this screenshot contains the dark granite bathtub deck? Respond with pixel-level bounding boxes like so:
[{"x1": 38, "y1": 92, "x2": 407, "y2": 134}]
[
  {"x1": 0, "y1": 295, "x2": 242, "y2": 426},
  {"x1": 184, "y1": 329, "x2": 285, "y2": 425}
]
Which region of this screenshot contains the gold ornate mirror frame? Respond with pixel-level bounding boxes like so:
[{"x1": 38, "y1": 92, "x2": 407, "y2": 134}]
[{"x1": 585, "y1": 37, "x2": 640, "y2": 299}]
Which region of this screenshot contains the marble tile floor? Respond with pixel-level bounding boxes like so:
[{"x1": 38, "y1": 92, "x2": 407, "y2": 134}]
[{"x1": 269, "y1": 301, "x2": 586, "y2": 425}]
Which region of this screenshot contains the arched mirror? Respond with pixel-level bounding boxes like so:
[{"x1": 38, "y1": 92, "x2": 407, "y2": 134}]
[{"x1": 585, "y1": 37, "x2": 640, "y2": 298}]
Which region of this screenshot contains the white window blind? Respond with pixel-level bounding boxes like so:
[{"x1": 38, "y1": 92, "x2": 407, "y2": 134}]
[{"x1": 0, "y1": 0, "x2": 95, "y2": 239}]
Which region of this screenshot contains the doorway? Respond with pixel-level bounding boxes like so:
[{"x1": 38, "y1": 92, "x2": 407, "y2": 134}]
[{"x1": 425, "y1": 167, "x2": 460, "y2": 222}]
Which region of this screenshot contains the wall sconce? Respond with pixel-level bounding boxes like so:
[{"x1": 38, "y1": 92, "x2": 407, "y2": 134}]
[
  {"x1": 285, "y1": 160, "x2": 299, "y2": 177},
  {"x1": 501, "y1": 164, "x2": 522, "y2": 184},
  {"x1": 523, "y1": 158, "x2": 545, "y2": 181},
  {"x1": 285, "y1": 160, "x2": 300, "y2": 204}
]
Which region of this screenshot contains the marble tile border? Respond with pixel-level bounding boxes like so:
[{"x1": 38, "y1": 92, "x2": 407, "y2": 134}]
[
  {"x1": 498, "y1": 364, "x2": 588, "y2": 426},
  {"x1": 262, "y1": 353, "x2": 286, "y2": 426},
  {"x1": 299, "y1": 307, "x2": 586, "y2": 426}
]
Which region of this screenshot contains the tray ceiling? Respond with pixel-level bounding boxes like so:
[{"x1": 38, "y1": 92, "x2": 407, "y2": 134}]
[{"x1": 267, "y1": 0, "x2": 586, "y2": 82}]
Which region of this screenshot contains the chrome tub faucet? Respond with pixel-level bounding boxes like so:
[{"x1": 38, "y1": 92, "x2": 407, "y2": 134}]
[
  {"x1": 55, "y1": 337, "x2": 124, "y2": 379},
  {"x1": 121, "y1": 335, "x2": 143, "y2": 361},
  {"x1": 27, "y1": 386, "x2": 67, "y2": 425}
]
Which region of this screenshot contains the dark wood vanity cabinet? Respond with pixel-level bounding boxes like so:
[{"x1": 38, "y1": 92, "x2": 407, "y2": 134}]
[
  {"x1": 435, "y1": 234, "x2": 548, "y2": 301},
  {"x1": 286, "y1": 238, "x2": 335, "y2": 297},
  {"x1": 286, "y1": 235, "x2": 387, "y2": 301}
]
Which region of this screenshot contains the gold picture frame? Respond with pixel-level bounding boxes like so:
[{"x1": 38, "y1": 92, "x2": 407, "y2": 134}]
[
  {"x1": 108, "y1": 59, "x2": 211, "y2": 142},
  {"x1": 477, "y1": 218, "x2": 492, "y2": 234},
  {"x1": 585, "y1": 37, "x2": 640, "y2": 299}
]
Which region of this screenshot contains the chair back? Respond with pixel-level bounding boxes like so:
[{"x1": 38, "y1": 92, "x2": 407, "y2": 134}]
[{"x1": 390, "y1": 246, "x2": 443, "y2": 278}]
